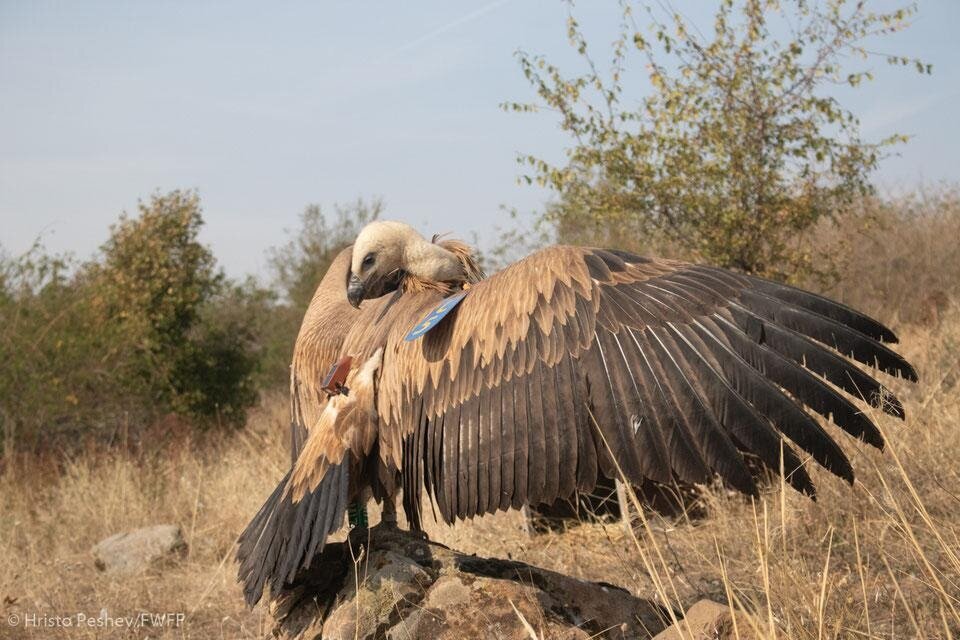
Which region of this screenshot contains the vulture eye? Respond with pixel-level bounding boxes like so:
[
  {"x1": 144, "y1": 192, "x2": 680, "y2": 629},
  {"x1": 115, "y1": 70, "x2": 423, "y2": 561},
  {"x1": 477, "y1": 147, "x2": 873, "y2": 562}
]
[{"x1": 361, "y1": 252, "x2": 376, "y2": 270}]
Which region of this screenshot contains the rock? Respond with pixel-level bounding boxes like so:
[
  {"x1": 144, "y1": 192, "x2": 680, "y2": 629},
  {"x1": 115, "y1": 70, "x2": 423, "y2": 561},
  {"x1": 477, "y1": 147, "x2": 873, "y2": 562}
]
[
  {"x1": 652, "y1": 599, "x2": 759, "y2": 640},
  {"x1": 317, "y1": 551, "x2": 431, "y2": 640},
  {"x1": 270, "y1": 525, "x2": 671, "y2": 640},
  {"x1": 91, "y1": 524, "x2": 187, "y2": 573}
]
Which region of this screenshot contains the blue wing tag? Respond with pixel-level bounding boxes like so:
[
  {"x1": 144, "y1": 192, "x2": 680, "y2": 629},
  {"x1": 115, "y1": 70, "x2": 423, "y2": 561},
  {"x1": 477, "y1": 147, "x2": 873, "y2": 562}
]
[{"x1": 404, "y1": 291, "x2": 468, "y2": 341}]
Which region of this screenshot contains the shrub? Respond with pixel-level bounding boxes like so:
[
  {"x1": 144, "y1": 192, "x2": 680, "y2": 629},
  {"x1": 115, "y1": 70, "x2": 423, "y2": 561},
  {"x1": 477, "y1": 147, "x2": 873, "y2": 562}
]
[
  {"x1": 507, "y1": 0, "x2": 930, "y2": 280},
  {"x1": 0, "y1": 244, "x2": 132, "y2": 449},
  {"x1": 798, "y1": 187, "x2": 960, "y2": 326},
  {"x1": 0, "y1": 191, "x2": 262, "y2": 451}
]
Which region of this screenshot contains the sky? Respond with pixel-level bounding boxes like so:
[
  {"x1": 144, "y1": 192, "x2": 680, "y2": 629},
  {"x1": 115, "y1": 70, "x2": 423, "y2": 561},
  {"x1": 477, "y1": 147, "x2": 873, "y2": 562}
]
[{"x1": 2, "y1": 1, "x2": 958, "y2": 279}]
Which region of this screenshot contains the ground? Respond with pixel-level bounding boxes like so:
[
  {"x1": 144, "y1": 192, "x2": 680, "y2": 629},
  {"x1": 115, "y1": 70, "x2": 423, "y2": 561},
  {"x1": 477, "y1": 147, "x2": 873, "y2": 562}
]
[{"x1": 2, "y1": 309, "x2": 958, "y2": 639}]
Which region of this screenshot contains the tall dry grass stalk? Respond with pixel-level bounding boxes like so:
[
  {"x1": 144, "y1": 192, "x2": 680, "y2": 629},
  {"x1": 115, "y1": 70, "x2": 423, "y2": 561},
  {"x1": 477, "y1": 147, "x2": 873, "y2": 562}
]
[{"x1": 2, "y1": 311, "x2": 958, "y2": 638}]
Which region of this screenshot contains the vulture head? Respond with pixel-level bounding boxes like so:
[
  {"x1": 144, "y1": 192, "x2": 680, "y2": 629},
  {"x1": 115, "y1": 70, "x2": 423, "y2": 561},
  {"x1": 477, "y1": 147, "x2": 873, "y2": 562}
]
[{"x1": 347, "y1": 220, "x2": 473, "y2": 307}]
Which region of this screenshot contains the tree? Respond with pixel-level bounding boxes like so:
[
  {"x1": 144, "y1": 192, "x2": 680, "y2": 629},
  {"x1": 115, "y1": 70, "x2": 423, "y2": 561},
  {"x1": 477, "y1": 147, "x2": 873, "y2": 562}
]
[
  {"x1": 507, "y1": 0, "x2": 929, "y2": 280},
  {"x1": 92, "y1": 190, "x2": 259, "y2": 427},
  {"x1": 245, "y1": 197, "x2": 385, "y2": 387},
  {"x1": 269, "y1": 198, "x2": 383, "y2": 312},
  {"x1": 95, "y1": 190, "x2": 220, "y2": 346}
]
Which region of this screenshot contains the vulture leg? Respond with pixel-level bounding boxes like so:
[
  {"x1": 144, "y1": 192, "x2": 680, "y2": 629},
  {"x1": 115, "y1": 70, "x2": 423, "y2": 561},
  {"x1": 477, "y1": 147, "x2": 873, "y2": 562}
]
[
  {"x1": 348, "y1": 502, "x2": 368, "y2": 528},
  {"x1": 380, "y1": 496, "x2": 398, "y2": 528}
]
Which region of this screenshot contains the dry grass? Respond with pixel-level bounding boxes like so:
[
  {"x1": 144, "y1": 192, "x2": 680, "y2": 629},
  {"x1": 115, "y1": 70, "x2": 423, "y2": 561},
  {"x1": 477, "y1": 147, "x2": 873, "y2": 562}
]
[
  {"x1": 0, "y1": 394, "x2": 292, "y2": 639},
  {"x1": 803, "y1": 188, "x2": 960, "y2": 329},
  {"x1": 2, "y1": 308, "x2": 959, "y2": 638}
]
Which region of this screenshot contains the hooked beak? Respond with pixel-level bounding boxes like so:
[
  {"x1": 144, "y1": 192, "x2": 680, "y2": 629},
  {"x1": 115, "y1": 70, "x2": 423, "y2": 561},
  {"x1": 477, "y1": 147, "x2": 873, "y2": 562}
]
[{"x1": 347, "y1": 273, "x2": 365, "y2": 308}]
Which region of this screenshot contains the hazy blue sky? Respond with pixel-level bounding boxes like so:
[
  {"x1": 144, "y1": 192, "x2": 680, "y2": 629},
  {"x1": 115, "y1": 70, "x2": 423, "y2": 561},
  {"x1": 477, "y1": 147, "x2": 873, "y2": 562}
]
[{"x1": 2, "y1": 1, "x2": 958, "y2": 278}]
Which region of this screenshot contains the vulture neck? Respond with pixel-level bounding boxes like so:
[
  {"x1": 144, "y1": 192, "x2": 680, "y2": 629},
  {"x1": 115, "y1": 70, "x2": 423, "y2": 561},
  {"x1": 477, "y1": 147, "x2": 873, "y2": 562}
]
[
  {"x1": 402, "y1": 238, "x2": 481, "y2": 294},
  {"x1": 293, "y1": 247, "x2": 355, "y2": 369}
]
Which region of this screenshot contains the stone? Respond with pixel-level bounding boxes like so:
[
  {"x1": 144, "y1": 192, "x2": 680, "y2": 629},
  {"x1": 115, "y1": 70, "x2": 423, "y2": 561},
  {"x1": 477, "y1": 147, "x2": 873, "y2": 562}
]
[
  {"x1": 322, "y1": 551, "x2": 431, "y2": 640},
  {"x1": 91, "y1": 524, "x2": 187, "y2": 574},
  {"x1": 652, "y1": 599, "x2": 760, "y2": 640},
  {"x1": 270, "y1": 525, "x2": 671, "y2": 639}
]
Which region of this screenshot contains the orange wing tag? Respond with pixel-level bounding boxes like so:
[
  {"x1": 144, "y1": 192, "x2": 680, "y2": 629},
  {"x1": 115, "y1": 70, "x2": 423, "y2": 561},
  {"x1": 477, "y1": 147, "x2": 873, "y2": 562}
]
[{"x1": 321, "y1": 356, "x2": 353, "y2": 396}]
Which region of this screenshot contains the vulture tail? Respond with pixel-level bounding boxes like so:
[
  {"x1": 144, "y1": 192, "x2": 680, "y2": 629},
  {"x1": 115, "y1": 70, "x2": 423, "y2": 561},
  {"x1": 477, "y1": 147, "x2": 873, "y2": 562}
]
[{"x1": 236, "y1": 462, "x2": 349, "y2": 607}]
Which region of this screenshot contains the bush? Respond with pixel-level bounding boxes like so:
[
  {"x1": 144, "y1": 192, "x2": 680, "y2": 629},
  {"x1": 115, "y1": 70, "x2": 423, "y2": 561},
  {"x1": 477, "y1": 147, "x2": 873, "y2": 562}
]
[
  {"x1": 205, "y1": 278, "x2": 290, "y2": 401},
  {"x1": 798, "y1": 187, "x2": 960, "y2": 326},
  {"x1": 0, "y1": 244, "x2": 132, "y2": 450},
  {"x1": 168, "y1": 310, "x2": 260, "y2": 428},
  {"x1": 0, "y1": 191, "x2": 262, "y2": 451},
  {"x1": 508, "y1": 0, "x2": 929, "y2": 280}
]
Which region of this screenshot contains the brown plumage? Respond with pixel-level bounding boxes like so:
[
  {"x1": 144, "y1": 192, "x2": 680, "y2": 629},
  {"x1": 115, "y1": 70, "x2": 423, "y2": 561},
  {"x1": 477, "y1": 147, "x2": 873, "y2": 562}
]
[{"x1": 237, "y1": 220, "x2": 917, "y2": 606}]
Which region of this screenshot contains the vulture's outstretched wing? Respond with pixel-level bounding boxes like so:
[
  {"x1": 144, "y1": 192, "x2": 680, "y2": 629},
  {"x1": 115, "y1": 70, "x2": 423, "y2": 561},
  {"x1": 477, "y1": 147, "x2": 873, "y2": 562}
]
[{"x1": 376, "y1": 246, "x2": 917, "y2": 526}]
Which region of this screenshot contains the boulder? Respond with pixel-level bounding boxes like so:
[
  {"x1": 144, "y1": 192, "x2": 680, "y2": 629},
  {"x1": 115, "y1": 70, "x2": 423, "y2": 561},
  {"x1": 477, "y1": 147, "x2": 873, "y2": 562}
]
[
  {"x1": 652, "y1": 599, "x2": 760, "y2": 640},
  {"x1": 91, "y1": 524, "x2": 187, "y2": 573},
  {"x1": 270, "y1": 525, "x2": 671, "y2": 639}
]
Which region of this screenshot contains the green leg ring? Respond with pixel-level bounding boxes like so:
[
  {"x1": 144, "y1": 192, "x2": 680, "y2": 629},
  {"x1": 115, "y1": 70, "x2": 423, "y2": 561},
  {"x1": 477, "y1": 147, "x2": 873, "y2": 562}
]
[{"x1": 348, "y1": 502, "x2": 368, "y2": 528}]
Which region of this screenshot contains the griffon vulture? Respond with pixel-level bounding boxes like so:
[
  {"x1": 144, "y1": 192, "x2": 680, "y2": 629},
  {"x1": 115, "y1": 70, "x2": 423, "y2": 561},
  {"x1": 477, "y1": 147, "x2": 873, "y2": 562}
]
[{"x1": 237, "y1": 220, "x2": 916, "y2": 605}]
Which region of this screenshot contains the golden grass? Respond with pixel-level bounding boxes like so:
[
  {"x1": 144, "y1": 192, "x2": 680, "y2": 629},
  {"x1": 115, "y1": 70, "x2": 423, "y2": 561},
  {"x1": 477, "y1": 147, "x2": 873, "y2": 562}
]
[
  {"x1": 2, "y1": 309, "x2": 959, "y2": 639},
  {"x1": 803, "y1": 188, "x2": 960, "y2": 330},
  {"x1": 0, "y1": 394, "x2": 292, "y2": 639}
]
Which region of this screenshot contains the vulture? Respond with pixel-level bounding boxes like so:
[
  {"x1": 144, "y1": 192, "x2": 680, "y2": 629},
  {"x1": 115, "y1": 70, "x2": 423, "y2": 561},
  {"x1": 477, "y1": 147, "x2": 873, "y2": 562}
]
[{"x1": 237, "y1": 220, "x2": 917, "y2": 606}]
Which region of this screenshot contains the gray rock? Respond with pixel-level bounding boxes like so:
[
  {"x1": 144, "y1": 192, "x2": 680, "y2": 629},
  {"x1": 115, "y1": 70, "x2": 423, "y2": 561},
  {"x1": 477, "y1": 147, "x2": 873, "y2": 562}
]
[
  {"x1": 91, "y1": 524, "x2": 187, "y2": 573},
  {"x1": 321, "y1": 551, "x2": 431, "y2": 640},
  {"x1": 652, "y1": 599, "x2": 761, "y2": 640},
  {"x1": 269, "y1": 526, "x2": 671, "y2": 640}
]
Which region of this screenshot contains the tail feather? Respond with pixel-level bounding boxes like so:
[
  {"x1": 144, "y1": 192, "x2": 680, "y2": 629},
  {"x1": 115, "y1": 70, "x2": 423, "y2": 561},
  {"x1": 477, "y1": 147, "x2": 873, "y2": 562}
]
[{"x1": 236, "y1": 462, "x2": 349, "y2": 606}]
